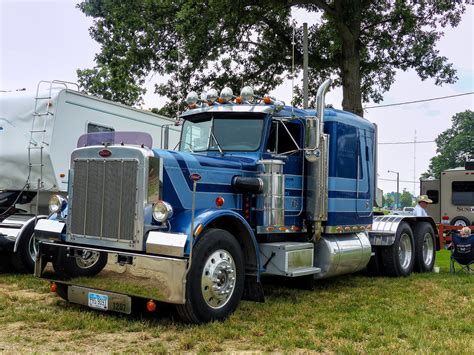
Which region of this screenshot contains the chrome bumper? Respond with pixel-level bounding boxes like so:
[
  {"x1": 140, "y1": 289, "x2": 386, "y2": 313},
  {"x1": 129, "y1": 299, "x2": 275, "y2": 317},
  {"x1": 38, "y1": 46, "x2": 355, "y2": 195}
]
[{"x1": 35, "y1": 241, "x2": 188, "y2": 304}]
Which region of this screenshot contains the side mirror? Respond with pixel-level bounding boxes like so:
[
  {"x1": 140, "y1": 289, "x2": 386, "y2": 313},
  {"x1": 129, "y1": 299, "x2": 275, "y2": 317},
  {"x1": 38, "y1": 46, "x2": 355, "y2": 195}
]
[
  {"x1": 161, "y1": 125, "x2": 170, "y2": 150},
  {"x1": 305, "y1": 117, "x2": 320, "y2": 151}
]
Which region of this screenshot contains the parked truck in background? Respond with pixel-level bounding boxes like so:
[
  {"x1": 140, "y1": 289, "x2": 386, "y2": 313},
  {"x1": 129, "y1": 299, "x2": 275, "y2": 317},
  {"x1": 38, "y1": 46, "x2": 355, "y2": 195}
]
[
  {"x1": 420, "y1": 162, "x2": 474, "y2": 226},
  {"x1": 0, "y1": 80, "x2": 180, "y2": 272},
  {"x1": 34, "y1": 80, "x2": 440, "y2": 323}
]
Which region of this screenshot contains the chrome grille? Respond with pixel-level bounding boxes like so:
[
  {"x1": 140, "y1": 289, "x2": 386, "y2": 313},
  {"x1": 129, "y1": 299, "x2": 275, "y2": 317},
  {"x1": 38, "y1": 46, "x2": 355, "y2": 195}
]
[{"x1": 70, "y1": 159, "x2": 138, "y2": 241}]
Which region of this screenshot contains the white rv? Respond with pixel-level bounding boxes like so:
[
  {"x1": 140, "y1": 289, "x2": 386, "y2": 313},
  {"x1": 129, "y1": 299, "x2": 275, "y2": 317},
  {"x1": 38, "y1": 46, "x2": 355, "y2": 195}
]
[
  {"x1": 0, "y1": 81, "x2": 180, "y2": 272},
  {"x1": 420, "y1": 163, "x2": 474, "y2": 226}
]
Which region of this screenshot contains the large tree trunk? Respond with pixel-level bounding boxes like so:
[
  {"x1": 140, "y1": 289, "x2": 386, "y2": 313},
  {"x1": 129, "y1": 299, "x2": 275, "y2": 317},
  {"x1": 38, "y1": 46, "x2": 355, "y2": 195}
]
[
  {"x1": 329, "y1": 0, "x2": 364, "y2": 117},
  {"x1": 341, "y1": 38, "x2": 363, "y2": 117}
]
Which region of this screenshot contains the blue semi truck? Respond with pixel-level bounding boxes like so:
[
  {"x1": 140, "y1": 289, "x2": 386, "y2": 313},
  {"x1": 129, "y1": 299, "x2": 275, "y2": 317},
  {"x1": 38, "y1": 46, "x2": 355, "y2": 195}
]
[{"x1": 34, "y1": 80, "x2": 439, "y2": 323}]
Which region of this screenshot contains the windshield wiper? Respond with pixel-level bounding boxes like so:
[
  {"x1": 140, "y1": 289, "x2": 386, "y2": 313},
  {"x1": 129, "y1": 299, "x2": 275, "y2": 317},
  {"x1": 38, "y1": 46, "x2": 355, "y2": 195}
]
[
  {"x1": 174, "y1": 140, "x2": 194, "y2": 153},
  {"x1": 210, "y1": 131, "x2": 224, "y2": 156}
]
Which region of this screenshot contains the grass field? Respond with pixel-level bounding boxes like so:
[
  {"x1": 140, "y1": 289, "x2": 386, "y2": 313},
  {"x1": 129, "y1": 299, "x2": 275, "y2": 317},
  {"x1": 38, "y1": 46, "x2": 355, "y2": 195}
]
[{"x1": 0, "y1": 250, "x2": 472, "y2": 353}]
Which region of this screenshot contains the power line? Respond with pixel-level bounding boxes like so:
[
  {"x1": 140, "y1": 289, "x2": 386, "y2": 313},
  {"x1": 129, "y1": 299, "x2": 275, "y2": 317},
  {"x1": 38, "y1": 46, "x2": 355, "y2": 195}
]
[
  {"x1": 379, "y1": 177, "x2": 420, "y2": 183},
  {"x1": 378, "y1": 140, "x2": 435, "y2": 145},
  {"x1": 364, "y1": 92, "x2": 473, "y2": 109}
]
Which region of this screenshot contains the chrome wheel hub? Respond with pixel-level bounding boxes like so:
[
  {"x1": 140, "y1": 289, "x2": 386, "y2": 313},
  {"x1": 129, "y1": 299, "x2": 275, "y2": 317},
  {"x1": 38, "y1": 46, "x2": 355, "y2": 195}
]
[
  {"x1": 398, "y1": 233, "x2": 413, "y2": 270},
  {"x1": 76, "y1": 250, "x2": 100, "y2": 268},
  {"x1": 453, "y1": 220, "x2": 467, "y2": 227},
  {"x1": 201, "y1": 250, "x2": 236, "y2": 309},
  {"x1": 422, "y1": 232, "x2": 434, "y2": 266}
]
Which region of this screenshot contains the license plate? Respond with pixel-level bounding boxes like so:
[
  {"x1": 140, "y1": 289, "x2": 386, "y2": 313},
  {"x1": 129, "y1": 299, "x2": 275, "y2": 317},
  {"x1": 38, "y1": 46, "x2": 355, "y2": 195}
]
[{"x1": 88, "y1": 292, "x2": 108, "y2": 311}]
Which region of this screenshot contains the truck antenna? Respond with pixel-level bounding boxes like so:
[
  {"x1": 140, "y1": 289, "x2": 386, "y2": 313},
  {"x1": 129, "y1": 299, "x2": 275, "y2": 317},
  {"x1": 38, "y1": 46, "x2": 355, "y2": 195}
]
[
  {"x1": 291, "y1": 22, "x2": 296, "y2": 116},
  {"x1": 177, "y1": 44, "x2": 181, "y2": 121}
]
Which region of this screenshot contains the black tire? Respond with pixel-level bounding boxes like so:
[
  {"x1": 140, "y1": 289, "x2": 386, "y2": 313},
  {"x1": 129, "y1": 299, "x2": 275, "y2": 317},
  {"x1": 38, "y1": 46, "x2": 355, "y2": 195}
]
[
  {"x1": 11, "y1": 223, "x2": 37, "y2": 273},
  {"x1": 52, "y1": 248, "x2": 108, "y2": 278},
  {"x1": 381, "y1": 222, "x2": 415, "y2": 277},
  {"x1": 365, "y1": 246, "x2": 385, "y2": 276},
  {"x1": 176, "y1": 228, "x2": 245, "y2": 323},
  {"x1": 413, "y1": 222, "x2": 436, "y2": 273},
  {"x1": 451, "y1": 216, "x2": 470, "y2": 227}
]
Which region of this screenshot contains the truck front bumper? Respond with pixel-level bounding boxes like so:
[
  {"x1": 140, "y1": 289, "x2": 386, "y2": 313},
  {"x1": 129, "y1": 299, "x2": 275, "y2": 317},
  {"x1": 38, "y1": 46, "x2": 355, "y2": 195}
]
[{"x1": 35, "y1": 241, "x2": 188, "y2": 305}]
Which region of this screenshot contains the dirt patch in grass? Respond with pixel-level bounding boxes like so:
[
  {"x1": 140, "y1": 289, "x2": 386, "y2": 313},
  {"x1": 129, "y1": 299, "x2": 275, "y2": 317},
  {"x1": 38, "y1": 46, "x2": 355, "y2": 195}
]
[{"x1": 0, "y1": 321, "x2": 166, "y2": 352}]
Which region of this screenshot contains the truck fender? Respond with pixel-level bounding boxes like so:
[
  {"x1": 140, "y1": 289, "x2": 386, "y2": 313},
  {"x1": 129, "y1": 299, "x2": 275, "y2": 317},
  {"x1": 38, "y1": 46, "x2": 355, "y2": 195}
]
[
  {"x1": 370, "y1": 215, "x2": 440, "y2": 250},
  {"x1": 171, "y1": 209, "x2": 264, "y2": 302},
  {"x1": 13, "y1": 215, "x2": 48, "y2": 253}
]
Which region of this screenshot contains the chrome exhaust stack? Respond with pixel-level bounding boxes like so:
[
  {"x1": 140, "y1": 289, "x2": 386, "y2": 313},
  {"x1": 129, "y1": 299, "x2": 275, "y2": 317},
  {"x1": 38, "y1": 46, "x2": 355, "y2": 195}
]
[{"x1": 315, "y1": 79, "x2": 332, "y2": 148}]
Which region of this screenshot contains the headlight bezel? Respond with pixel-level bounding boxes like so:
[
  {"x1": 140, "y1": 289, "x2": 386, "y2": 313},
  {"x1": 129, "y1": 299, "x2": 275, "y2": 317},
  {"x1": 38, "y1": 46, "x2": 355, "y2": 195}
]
[
  {"x1": 48, "y1": 194, "x2": 67, "y2": 214},
  {"x1": 152, "y1": 201, "x2": 173, "y2": 223}
]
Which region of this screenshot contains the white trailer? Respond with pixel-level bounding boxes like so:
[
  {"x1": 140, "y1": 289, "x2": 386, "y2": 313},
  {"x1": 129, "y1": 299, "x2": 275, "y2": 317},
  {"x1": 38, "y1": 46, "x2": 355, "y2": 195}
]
[
  {"x1": 420, "y1": 162, "x2": 474, "y2": 226},
  {"x1": 0, "y1": 81, "x2": 180, "y2": 272}
]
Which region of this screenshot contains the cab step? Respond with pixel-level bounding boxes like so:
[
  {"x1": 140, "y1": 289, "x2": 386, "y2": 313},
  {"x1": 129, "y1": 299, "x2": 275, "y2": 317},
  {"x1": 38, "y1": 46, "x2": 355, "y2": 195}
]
[{"x1": 259, "y1": 242, "x2": 320, "y2": 277}]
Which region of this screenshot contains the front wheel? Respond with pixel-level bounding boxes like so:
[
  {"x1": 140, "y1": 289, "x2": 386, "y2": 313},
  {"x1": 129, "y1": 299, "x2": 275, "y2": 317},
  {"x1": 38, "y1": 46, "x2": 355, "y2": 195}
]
[
  {"x1": 381, "y1": 222, "x2": 415, "y2": 277},
  {"x1": 176, "y1": 228, "x2": 245, "y2": 323},
  {"x1": 413, "y1": 222, "x2": 436, "y2": 272}
]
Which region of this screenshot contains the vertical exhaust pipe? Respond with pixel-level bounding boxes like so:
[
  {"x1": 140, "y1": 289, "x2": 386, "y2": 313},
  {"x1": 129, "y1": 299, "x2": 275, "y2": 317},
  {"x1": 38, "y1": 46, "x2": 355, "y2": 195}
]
[{"x1": 315, "y1": 79, "x2": 332, "y2": 147}]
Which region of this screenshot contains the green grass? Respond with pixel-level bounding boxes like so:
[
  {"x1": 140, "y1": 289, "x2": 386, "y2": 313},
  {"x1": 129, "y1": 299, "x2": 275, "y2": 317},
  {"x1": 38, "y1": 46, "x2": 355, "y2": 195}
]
[{"x1": 0, "y1": 250, "x2": 472, "y2": 352}]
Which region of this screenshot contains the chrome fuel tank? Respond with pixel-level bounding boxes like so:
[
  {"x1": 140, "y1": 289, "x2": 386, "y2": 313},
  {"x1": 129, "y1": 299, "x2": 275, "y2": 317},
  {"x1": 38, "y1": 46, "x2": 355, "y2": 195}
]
[{"x1": 314, "y1": 232, "x2": 372, "y2": 279}]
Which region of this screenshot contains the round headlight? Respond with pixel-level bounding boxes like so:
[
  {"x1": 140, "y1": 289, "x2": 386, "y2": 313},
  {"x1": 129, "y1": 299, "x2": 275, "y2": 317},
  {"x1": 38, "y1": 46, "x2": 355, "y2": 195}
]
[
  {"x1": 152, "y1": 201, "x2": 173, "y2": 222},
  {"x1": 48, "y1": 194, "x2": 66, "y2": 213}
]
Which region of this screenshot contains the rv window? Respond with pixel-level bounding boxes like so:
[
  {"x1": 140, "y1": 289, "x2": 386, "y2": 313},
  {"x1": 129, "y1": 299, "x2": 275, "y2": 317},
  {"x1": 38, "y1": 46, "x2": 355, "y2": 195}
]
[
  {"x1": 88, "y1": 123, "x2": 114, "y2": 133},
  {"x1": 452, "y1": 181, "x2": 474, "y2": 205},
  {"x1": 426, "y1": 189, "x2": 439, "y2": 204}
]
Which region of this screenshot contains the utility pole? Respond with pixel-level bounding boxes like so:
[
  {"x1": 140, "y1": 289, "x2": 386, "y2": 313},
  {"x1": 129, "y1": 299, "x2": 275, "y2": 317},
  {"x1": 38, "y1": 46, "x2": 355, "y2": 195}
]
[
  {"x1": 413, "y1": 130, "x2": 417, "y2": 196},
  {"x1": 303, "y1": 23, "x2": 309, "y2": 109}
]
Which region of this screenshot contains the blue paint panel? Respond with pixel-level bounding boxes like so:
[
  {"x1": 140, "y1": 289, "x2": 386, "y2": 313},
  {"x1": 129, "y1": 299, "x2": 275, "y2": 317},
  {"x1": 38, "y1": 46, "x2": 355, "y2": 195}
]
[
  {"x1": 285, "y1": 196, "x2": 302, "y2": 211},
  {"x1": 285, "y1": 190, "x2": 302, "y2": 197},
  {"x1": 328, "y1": 190, "x2": 370, "y2": 200},
  {"x1": 327, "y1": 212, "x2": 372, "y2": 226},
  {"x1": 285, "y1": 175, "x2": 303, "y2": 189}
]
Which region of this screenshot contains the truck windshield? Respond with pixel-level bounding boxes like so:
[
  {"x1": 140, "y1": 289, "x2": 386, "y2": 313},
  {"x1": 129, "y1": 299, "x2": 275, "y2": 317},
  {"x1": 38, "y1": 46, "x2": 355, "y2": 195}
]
[{"x1": 180, "y1": 115, "x2": 264, "y2": 152}]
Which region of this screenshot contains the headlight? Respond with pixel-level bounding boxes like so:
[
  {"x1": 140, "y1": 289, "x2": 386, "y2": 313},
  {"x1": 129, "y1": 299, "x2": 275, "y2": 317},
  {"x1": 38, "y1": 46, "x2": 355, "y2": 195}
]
[
  {"x1": 152, "y1": 201, "x2": 173, "y2": 222},
  {"x1": 48, "y1": 194, "x2": 66, "y2": 213}
]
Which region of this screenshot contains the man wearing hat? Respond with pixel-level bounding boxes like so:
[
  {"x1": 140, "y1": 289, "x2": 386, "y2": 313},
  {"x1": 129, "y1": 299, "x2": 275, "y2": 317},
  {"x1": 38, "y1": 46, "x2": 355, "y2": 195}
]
[{"x1": 414, "y1": 195, "x2": 433, "y2": 217}]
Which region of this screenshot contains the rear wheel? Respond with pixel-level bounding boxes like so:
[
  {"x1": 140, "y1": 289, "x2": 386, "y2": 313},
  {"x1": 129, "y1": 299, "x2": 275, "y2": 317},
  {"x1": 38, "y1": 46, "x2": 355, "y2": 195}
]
[
  {"x1": 366, "y1": 246, "x2": 385, "y2": 276},
  {"x1": 176, "y1": 228, "x2": 244, "y2": 323},
  {"x1": 381, "y1": 222, "x2": 415, "y2": 277},
  {"x1": 413, "y1": 222, "x2": 436, "y2": 272}
]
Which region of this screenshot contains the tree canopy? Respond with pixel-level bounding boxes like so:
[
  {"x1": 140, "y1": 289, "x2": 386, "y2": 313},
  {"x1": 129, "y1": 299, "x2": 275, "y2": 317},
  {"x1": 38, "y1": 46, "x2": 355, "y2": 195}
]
[
  {"x1": 77, "y1": 0, "x2": 465, "y2": 116},
  {"x1": 400, "y1": 191, "x2": 414, "y2": 208},
  {"x1": 422, "y1": 110, "x2": 474, "y2": 179}
]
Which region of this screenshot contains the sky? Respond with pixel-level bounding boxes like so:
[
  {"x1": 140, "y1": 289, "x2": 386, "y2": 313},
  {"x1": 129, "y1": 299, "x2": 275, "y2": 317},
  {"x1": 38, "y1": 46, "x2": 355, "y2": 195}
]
[{"x1": 1, "y1": 0, "x2": 473, "y2": 197}]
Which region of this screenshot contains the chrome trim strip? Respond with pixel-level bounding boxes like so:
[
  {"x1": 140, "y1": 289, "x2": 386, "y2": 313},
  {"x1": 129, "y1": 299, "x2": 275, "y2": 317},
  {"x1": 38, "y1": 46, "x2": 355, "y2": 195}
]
[{"x1": 324, "y1": 224, "x2": 371, "y2": 234}]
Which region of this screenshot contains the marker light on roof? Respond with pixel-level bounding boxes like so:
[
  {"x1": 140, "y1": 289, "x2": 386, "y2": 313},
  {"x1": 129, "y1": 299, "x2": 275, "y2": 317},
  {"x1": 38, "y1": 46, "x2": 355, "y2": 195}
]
[
  {"x1": 220, "y1": 87, "x2": 233, "y2": 102},
  {"x1": 185, "y1": 91, "x2": 198, "y2": 105},
  {"x1": 207, "y1": 89, "x2": 218, "y2": 103},
  {"x1": 240, "y1": 86, "x2": 254, "y2": 102}
]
